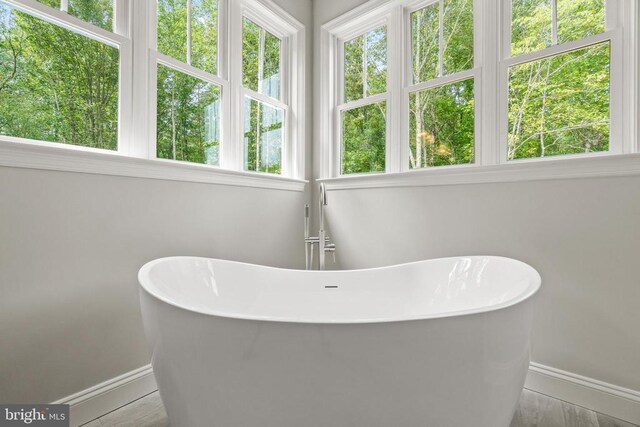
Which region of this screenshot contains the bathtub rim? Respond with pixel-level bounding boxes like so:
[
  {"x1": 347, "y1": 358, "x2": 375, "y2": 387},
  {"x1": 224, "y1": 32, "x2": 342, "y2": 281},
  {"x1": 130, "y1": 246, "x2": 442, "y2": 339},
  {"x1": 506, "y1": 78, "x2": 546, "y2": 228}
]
[{"x1": 138, "y1": 255, "x2": 541, "y2": 325}]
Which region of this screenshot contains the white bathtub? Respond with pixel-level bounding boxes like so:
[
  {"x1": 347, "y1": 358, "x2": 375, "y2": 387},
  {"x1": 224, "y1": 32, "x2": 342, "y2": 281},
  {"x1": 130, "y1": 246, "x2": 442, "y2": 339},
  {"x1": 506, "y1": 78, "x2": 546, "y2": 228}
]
[{"x1": 138, "y1": 256, "x2": 541, "y2": 427}]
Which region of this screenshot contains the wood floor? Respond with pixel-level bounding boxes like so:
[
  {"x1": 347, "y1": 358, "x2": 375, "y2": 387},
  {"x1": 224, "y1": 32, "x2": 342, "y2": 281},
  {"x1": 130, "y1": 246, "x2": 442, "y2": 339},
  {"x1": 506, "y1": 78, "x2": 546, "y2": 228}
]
[{"x1": 82, "y1": 388, "x2": 638, "y2": 427}]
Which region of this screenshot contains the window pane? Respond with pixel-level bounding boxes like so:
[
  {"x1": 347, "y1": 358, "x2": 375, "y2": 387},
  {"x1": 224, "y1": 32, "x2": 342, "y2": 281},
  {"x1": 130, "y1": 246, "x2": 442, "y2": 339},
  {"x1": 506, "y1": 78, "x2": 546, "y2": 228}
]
[
  {"x1": 344, "y1": 26, "x2": 387, "y2": 102},
  {"x1": 36, "y1": 0, "x2": 114, "y2": 31},
  {"x1": 342, "y1": 102, "x2": 386, "y2": 174},
  {"x1": 366, "y1": 27, "x2": 387, "y2": 97},
  {"x1": 409, "y1": 79, "x2": 474, "y2": 168},
  {"x1": 507, "y1": 43, "x2": 609, "y2": 160},
  {"x1": 157, "y1": 0, "x2": 188, "y2": 64},
  {"x1": 511, "y1": 0, "x2": 552, "y2": 56},
  {"x1": 557, "y1": 0, "x2": 605, "y2": 44},
  {"x1": 344, "y1": 34, "x2": 364, "y2": 102},
  {"x1": 68, "y1": 0, "x2": 113, "y2": 31},
  {"x1": 156, "y1": 64, "x2": 221, "y2": 165},
  {"x1": 412, "y1": 3, "x2": 439, "y2": 84},
  {"x1": 243, "y1": 97, "x2": 283, "y2": 174},
  {"x1": 442, "y1": 0, "x2": 473, "y2": 75},
  {"x1": 243, "y1": 17, "x2": 281, "y2": 100},
  {"x1": 190, "y1": 0, "x2": 218, "y2": 75},
  {"x1": 0, "y1": 3, "x2": 119, "y2": 150}
]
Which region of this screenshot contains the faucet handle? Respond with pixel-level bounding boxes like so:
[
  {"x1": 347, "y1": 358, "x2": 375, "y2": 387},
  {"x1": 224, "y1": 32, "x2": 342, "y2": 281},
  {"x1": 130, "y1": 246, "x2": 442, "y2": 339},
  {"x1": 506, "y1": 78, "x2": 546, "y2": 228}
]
[
  {"x1": 325, "y1": 243, "x2": 336, "y2": 263},
  {"x1": 326, "y1": 245, "x2": 336, "y2": 263}
]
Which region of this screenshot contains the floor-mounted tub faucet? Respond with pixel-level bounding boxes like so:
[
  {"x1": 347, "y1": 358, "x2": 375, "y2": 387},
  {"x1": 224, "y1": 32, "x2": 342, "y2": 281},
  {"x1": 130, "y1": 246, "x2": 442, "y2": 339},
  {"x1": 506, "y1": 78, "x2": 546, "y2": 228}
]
[{"x1": 304, "y1": 183, "x2": 336, "y2": 270}]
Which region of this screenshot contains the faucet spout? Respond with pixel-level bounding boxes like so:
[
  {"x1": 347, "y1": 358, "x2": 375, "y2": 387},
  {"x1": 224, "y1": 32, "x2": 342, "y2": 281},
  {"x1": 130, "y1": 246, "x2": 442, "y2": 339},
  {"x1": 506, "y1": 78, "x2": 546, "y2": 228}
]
[
  {"x1": 319, "y1": 182, "x2": 328, "y2": 206},
  {"x1": 303, "y1": 183, "x2": 336, "y2": 270}
]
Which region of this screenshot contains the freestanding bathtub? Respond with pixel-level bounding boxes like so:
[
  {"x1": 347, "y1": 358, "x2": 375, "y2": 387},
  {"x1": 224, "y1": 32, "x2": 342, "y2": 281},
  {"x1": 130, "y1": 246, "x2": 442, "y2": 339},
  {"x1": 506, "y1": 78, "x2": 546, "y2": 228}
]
[{"x1": 138, "y1": 256, "x2": 540, "y2": 427}]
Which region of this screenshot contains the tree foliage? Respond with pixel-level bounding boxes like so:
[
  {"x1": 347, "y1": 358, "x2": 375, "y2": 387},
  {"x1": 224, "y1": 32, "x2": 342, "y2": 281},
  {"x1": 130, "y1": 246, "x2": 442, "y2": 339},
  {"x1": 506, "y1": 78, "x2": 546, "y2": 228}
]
[
  {"x1": 0, "y1": 0, "x2": 610, "y2": 169},
  {"x1": 242, "y1": 17, "x2": 282, "y2": 174},
  {"x1": 0, "y1": 1, "x2": 118, "y2": 150},
  {"x1": 409, "y1": 0, "x2": 474, "y2": 169},
  {"x1": 342, "y1": 27, "x2": 387, "y2": 174},
  {"x1": 156, "y1": 64, "x2": 221, "y2": 164},
  {"x1": 508, "y1": 0, "x2": 608, "y2": 159},
  {"x1": 341, "y1": 0, "x2": 608, "y2": 172},
  {"x1": 156, "y1": 0, "x2": 221, "y2": 165}
]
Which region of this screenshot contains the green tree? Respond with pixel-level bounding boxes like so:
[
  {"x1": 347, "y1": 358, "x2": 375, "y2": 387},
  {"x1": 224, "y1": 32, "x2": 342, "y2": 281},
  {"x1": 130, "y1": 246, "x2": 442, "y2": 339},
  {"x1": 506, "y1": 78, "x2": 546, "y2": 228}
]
[
  {"x1": 242, "y1": 17, "x2": 283, "y2": 174},
  {"x1": 409, "y1": 0, "x2": 474, "y2": 169},
  {"x1": 342, "y1": 26, "x2": 387, "y2": 174},
  {"x1": 156, "y1": 0, "x2": 221, "y2": 165},
  {"x1": 508, "y1": 0, "x2": 608, "y2": 159},
  {"x1": 0, "y1": 2, "x2": 118, "y2": 150}
]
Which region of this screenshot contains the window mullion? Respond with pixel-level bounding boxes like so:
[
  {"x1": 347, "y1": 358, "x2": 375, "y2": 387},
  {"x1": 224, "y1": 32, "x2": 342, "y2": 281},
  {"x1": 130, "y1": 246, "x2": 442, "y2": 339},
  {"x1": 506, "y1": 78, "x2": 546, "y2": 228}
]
[
  {"x1": 217, "y1": 0, "x2": 232, "y2": 170},
  {"x1": 501, "y1": 0, "x2": 512, "y2": 59},
  {"x1": 225, "y1": 0, "x2": 243, "y2": 171},
  {"x1": 388, "y1": 6, "x2": 402, "y2": 174},
  {"x1": 129, "y1": 0, "x2": 152, "y2": 159},
  {"x1": 337, "y1": 92, "x2": 388, "y2": 112},
  {"x1": 438, "y1": 0, "x2": 444, "y2": 77},
  {"x1": 113, "y1": 0, "x2": 129, "y2": 37},
  {"x1": 116, "y1": 1, "x2": 133, "y2": 158},
  {"x1": 243, "y1": 88, "x2": 288, "y2": 111},
  {"x1": 186, "y1": 0, "x2": 192, "y2": 65},
  {"x1": 481, "y1": 0, "x2": 500, "y2": 166},
  {"x1": 551, "y1": 0, "x2": 558, "y2": 45},
  {"x1": 363, "y1": 34, "x2": 368, "y2": 98}
]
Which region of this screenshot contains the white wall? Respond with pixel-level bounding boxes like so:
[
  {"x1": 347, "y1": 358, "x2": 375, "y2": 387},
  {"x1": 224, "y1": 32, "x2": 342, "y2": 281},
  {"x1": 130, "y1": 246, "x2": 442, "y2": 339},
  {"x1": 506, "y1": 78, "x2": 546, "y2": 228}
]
[
  {"x1": 0, "y1": 167, "x2": 306, "y2": 403},
  {"x1": 323, "y1": 178, "x2": 640, "y2": 391},
  {"x1": 0, "y1": 0, "x2": 312, "y2": 404},
  {"x1": 314, "y1": 0, "x2": 640, "y2": 396}
]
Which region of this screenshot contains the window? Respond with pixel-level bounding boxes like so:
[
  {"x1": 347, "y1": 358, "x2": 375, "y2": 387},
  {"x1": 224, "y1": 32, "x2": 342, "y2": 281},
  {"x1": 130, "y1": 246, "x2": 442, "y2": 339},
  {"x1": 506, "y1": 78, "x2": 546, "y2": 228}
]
[
  {"x1": 150, "y1": 0, "x2": 304, "y2": 176},
  {"x1": 0, "y1": 0, "x2": 306, "y2": 185},
  {"x1": 0, "y1": 0, "x2": 122, "y2": 151},
  {"x1": 339, "y1": 26, "x2": 387, "y2": 174},
  {"x1": 242, "y1": 17, "x2": 284, "y2": 174},
  {"x1": 321, "y1": 0, "x2": 637, "y2": 182},
  {"x1": 506, "y1": 0, "x2": 611, "y2": 160},
  {"x1": 408, "y1": 0, "x2": 475, "y2": 169},
  {"x1": 155, "y1": 0, "x2": 222, "y2": 165}
]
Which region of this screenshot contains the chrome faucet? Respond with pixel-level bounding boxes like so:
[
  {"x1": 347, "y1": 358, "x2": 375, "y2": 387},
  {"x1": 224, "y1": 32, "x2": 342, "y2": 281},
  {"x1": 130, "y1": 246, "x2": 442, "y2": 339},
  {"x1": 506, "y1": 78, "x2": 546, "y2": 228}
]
[{"x1": 304, "y1": 183, "x2": 336, "y2": 270}]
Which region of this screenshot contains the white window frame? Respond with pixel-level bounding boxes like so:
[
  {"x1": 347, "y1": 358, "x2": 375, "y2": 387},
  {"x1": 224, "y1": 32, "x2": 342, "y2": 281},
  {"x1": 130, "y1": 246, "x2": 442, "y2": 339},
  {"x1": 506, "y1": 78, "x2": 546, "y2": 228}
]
[
  {"x1": 402, "y1": 0, "x2": 482, "y2": 172},
  {"x1": 0, "y1": 0, "x2": 133, "y2": 154},
  {"x1": 230, "y1": 0, "x2": 304, "y2": 177},
  {"x1": 498, "y1": 0, "x2": 624, "y2": 164},
  {"x1": 148, "y1": 0, "x2": 231, "y2": 168},
  {"x1": 318, "y1": 0, "x2": 640, "y2": 189},
  {"x1": 335, "y1": 15, "x2": 395, "y2": 176},
  {"x1": 0, "y1": 0, "x2": 306, "y2": 191}
]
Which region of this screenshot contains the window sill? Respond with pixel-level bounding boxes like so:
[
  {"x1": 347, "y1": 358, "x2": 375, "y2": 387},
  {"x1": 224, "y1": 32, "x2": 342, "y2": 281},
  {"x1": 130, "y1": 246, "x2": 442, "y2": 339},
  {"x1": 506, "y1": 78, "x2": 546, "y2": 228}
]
[
  {"x1": 318, "y1": 153, "x2": 640, "y2": 190},
  {"x1": 0, "y1": 139, "x2": 307, "y2": 192}
]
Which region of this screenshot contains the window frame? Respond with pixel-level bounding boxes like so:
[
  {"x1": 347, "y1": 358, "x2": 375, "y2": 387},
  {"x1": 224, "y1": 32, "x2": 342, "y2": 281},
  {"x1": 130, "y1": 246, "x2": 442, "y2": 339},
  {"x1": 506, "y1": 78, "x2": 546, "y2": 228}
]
[
  {"x1": 402, "y1": 0, "x2": 481, "y2": 172},
  {"x1": 149, "y1": 0, "x2": 230, "y2": 168},
  {"x1": 498, "y1": 0, "x2": 623, "y2": 164},
  {"x1": 0, "y1": 0, "x2": 307, "y2": 191},
  {"x1": 336, "y1": 17, "x2": 392, "y2": 176},
  {"x1": 0, "y1": 0, "x2": 133, "y2": 154},
  {"x1": 229, "y1": 0, "x2": 305, "y2": 179},
  {"x1": 237, "y1": 9, "x2": 289, "y2": 175},
  {"x1": 319, "y1": 0, "x2": 640, "y2": 188}
]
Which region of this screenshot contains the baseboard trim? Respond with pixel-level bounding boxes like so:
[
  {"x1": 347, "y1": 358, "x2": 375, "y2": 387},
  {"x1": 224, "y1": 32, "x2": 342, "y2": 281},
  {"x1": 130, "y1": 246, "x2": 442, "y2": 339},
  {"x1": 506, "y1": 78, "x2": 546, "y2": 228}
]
[
  {"x1": 525, "y1": 362, "x2": 640, "y2": 425},
  {"x1": 52, "y1": 362, "x2": 639, "y2": 426},
  {"x1": 52, "y1": 364, "x2": 157, "y2": 427}
]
